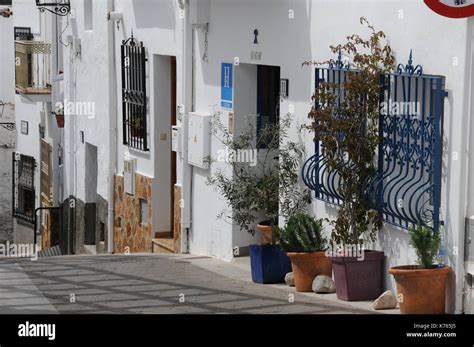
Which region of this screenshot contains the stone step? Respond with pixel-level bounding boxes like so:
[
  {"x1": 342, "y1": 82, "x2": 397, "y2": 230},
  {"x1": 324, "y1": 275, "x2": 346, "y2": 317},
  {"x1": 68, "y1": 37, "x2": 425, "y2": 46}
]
[
  {"x1": 152, "y1": 238, "x2": 175, "y2": 254},
  {"x1": 83, "y1": 244, "x2": 97, "y2": 255},
  {"x1": 154, "y1": 231, "x2": 172, "y2": 239},
  {"x1": 37, "y1": 245, "x2": 62, "y2": 257}
]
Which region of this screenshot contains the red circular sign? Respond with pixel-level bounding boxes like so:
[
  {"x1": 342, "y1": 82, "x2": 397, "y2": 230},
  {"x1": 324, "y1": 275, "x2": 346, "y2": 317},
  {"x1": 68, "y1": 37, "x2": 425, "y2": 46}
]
[{"x1": 425, "y1": 0, "x2": 474, "y2": 18}]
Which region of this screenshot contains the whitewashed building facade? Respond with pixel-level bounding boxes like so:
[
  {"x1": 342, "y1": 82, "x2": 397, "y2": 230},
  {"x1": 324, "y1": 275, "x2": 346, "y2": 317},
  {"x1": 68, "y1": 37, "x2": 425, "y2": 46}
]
[
  {"x1": 4, "y1": 0, "x2": 474, "y2": 314},
  {"x1": 4, "y1": 0, "x2": 62, "y2": 250}
]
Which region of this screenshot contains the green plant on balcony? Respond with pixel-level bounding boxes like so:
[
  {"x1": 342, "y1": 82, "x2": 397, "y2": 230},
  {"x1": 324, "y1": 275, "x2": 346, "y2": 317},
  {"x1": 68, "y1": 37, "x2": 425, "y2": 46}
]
[{"x1": 130, "y1": 115, "x2": 145, "y2": 138}]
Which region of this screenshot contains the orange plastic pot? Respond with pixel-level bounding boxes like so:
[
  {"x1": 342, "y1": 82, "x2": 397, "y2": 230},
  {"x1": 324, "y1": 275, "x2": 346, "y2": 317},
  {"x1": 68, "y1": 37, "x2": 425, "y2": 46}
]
[
  {"x1": 287, "y1": 252, "x2": 332, "y2": 292},
  {"x1": 389, "y1": 265, "x2": 451, "y2": 314},
  {"x1": 257, "y1": 223, "x2": 273, "y2": 244}
]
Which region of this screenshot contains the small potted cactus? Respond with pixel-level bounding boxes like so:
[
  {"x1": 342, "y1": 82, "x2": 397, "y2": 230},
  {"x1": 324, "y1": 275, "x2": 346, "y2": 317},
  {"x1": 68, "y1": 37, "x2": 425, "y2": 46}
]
[{"x1": 274, "y1": 213, "x2": 332, "y2": 292}]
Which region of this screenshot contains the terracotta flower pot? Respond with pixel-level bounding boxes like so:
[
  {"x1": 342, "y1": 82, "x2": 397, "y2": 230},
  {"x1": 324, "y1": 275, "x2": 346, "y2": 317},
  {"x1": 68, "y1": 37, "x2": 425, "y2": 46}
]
[
  {"x1": 287, "y1": 252, "x2": 332, "y2": 292},
  {"x1": 55, "y1": 114, "x2": 65, "y2": 128},
  {"x1": 256, "y1": 223, "x2": 273, "y2": 244},
  {"x1": 389, "y1": 265, "x2": 451, "y2": 314}
]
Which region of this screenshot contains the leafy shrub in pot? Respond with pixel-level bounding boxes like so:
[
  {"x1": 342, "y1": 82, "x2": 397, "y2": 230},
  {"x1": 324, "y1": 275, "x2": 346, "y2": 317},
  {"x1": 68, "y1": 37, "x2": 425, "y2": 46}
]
[
  {"x1": 305, "y1": 18, "x2": 391, "y2": 300},
  {"x1": 389, "y1": 224, "x2": 451, "y2": 314},
  {"x1": 207, "y1": 113, "x2": 310, "y2": 283},
  {"x1": 274, "y1": 213, "x2": 332, "y2": 292},
  {"x1": 207, "y1": 113, "x2": 310, "y2": 244}
]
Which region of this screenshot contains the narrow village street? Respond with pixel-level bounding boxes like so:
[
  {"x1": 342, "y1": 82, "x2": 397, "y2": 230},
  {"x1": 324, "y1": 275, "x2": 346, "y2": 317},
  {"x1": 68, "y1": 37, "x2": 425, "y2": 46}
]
[
  {"x1": 0, "y1": 254, "x2": 368, "y2": 314},
  {"x1": 1, "y1": 1, "x2": 474, "y2": 344}
]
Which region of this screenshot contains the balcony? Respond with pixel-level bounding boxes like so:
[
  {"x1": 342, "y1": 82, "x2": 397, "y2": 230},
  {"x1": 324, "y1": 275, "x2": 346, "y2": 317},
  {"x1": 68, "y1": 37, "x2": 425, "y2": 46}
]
[{"x1": 15, "y1": 40, "x2": 52, "y2": 100}]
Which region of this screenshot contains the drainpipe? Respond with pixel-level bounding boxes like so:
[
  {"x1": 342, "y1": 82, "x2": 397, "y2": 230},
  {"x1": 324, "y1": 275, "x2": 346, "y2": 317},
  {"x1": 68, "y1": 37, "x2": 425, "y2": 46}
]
[
  {"x1": 451, "y1": 17, "x2": 474, "y2": 313},
  {"x1": 464, "y1": 16, "x2": 474, "y2": 312},
  {"x1": 66, "y1": 25, "x2": 77, "y2": 255},
  {"x1": 51, "y1": 13, "x2": 60, "y2": 210},
  {"x1": 107, "y1": 0, "x2": 117, "y2": 253},
  {"x1": 179, "y1": 0, "x2": 193, "y2": 253}
]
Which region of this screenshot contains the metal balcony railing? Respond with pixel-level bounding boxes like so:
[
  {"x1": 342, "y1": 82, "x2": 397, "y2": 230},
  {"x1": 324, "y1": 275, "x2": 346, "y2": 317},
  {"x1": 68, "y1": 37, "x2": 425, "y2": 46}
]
[{"x1": 15, "y1": 40, "x2": 52, "y2": 95}]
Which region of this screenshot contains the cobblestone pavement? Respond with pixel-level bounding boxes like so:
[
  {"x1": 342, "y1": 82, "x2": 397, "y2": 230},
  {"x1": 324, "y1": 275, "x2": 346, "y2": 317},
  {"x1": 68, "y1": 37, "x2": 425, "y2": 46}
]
[{"x1": 0, "y1": 254, "x2": 369, "y2": 314}]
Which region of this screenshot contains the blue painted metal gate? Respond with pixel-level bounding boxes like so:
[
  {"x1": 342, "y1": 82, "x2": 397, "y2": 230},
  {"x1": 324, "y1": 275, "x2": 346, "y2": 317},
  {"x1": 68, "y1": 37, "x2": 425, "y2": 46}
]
[{"x1": 302, "y1": 52, "x2": 446, "y2": 231}]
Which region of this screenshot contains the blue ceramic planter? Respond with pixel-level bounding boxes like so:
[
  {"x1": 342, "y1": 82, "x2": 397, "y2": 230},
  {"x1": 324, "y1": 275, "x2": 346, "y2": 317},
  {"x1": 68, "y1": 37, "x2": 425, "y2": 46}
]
[{"x1": 249, "y1": 244, "x2": 292, "y2": 284}]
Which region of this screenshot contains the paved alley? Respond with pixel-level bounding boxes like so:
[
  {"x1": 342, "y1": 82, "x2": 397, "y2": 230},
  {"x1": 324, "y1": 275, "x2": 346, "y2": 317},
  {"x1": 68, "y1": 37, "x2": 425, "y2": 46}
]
[{"x1": 0, "y1": 254, "x2": 368, "y2": 314}]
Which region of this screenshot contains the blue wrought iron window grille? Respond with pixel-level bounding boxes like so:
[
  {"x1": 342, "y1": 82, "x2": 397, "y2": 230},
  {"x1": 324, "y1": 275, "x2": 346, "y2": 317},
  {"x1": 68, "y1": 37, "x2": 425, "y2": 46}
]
[{"x1": 302, "y1": 51, "x2": 446, "y2": 232}]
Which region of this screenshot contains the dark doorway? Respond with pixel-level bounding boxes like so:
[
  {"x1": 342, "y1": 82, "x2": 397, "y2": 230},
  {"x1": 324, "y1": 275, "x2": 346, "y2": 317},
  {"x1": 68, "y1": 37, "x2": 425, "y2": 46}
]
[
  {"x1": 170, "y1": 56, "x2": 177, "y2": 238},
  {"x1": 257, "y1": 65, "x2": 280, "y2": 148},
  {"x1": 84, "y1": 143, "x2": 98, "y2": 246},
  {"x1": 151, "y1": 55, "x2": 177, "y2": 253}
]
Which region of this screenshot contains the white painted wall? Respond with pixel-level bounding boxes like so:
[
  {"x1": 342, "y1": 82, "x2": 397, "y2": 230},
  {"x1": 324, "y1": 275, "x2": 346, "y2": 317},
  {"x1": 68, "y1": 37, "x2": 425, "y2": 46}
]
[
  {"x1": 11, "y1": 1, "x2": 47, "y2": 188},
  {"x1": 12, "y1": 0, "x2": 41, "y2": 35},
  {"x1": 62, "y1": 0, "x2": 184, "y2": 244},
  {"x1": 114, "y1": 0, "x2": 180, "y2": 179},
  {"x1": 0, "y1": 5, "x2": 15, "y2": 244},
  {"x1": 18, "y1": 0, "x2": 470, "y2": 311},
  {"x1": 63, "y1": 0, "x2": 112, "y2": 202},
  {"x1": 189, "y1": 0, "x2": 314, "y2": 261},
  {"x1": 463, "y1": 17, "x2": 474, "y2": 314},
  {"x1": 0, "y1": 12, "x2": 14, "y2": 105},
  {"x1": 10, "y1": 0, "x2": 59, "y2": 244},
  {"x1": 187, "y1": 0, "x2": 471, "y2": 313},
  {"x1": 111, "y1": 0, "x2": 186, "y2": 242},
  {"x1": 10, "y1": 5, "x2": 59, "y2": 199}
]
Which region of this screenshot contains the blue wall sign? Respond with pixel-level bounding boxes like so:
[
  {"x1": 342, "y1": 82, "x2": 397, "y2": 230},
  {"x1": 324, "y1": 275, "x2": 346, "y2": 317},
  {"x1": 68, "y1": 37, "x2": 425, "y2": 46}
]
[{"x1": 221, "y1": 63, "x2": 233, "y2": 109}]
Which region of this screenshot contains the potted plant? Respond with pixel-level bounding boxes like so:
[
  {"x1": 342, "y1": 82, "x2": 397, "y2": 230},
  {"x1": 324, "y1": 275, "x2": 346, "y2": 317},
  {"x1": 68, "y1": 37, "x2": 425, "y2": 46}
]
[
  {"x1": 306, "y1": 18, "x2": 394, "y2": 301},
  {"x1": 389, "y1": 224, "x2": 451, "y2": 314},
  {"x1": 274, "y1": 213, "x2": 331, "y2": 292},
  {"x1": 208, "y1": 113, "x2": 310, "y2": 284},
  {"x1": 130, "y1": 116, "x2": 144, "y2": 138},
  {"x1": 52, "y1": 105, "x2": 65, "y2": 128}
]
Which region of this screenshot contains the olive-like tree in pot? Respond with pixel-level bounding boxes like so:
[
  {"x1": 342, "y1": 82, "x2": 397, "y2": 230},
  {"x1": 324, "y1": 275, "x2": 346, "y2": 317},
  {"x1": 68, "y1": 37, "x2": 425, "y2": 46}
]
[{"x1": 305, "y1": 18, "x2": 394, "y2": 300}]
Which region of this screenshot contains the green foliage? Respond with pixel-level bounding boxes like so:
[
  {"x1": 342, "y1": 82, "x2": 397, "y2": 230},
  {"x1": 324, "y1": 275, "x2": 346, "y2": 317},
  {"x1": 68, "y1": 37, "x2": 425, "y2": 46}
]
[
  {"x1": 409, "y1": 224, "x2": 441, "y2": 269},
  {"x1": 274, "y1": 213, "x2": 327, "y2": 253},
  {"x1": 130, "y1": 115, "x2": 142, "y2": 129},
  {"x1": 305, "y1": 18, "x2": 392, "y2": 248},
  {"x1": 207, "y1": 113, "x2": 310, "y2": 236}
]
